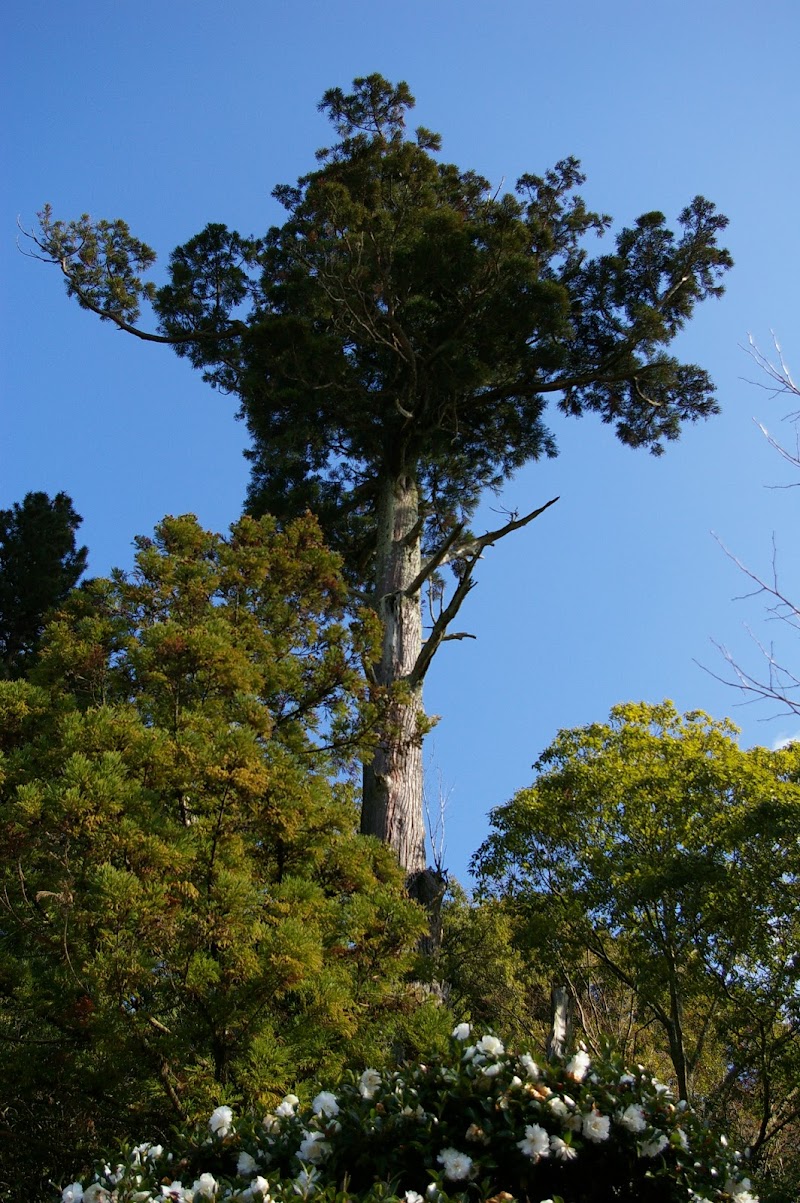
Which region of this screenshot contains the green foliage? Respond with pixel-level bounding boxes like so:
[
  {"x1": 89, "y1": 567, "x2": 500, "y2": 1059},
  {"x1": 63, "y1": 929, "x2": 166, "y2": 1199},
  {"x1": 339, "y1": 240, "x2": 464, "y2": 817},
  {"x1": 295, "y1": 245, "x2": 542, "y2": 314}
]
[
  {"x1": 472, "y1": 701, "x2": 800, "y2": 1197},
  {"x1": 436, "y1": 886, "x2": 552, "y2": 1052},
  {"x1": 35, "y1": 205, "x2": 157, "y2": 324},
  {"x1": 61, "y1": 1028, "x2": 758, "y2": 1203},
  {"x1": 0, "y1": 490, "x2": 88, "y2": 678},
  {"x1": 33, "y1": 75, "x2": 732, "y2": 581},
  {"x1": 0, "y1": 513, "x2": 429, "y2": 1201}
]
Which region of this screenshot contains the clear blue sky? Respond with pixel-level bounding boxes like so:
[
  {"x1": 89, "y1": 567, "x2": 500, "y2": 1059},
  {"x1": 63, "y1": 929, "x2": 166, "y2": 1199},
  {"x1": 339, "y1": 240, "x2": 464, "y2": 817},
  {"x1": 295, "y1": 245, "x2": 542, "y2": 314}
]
[{"x1": 3, "y1": 0, "x2": 800, "y2": 881}]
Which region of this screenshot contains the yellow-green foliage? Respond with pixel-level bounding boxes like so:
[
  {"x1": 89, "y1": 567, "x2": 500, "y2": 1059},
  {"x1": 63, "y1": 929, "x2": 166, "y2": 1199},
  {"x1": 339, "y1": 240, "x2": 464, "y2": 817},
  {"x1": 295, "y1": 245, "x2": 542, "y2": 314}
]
[{"x1": 0, "y1": 514, "x2": 427, "y2": 1201}]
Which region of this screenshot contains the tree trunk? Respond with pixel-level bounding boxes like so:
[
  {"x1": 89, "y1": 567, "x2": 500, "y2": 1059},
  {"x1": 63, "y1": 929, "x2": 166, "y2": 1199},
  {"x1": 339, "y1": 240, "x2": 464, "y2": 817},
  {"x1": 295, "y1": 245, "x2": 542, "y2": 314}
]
[{"x1": 361, "y1": 472, "x2": 427, "y2": 877}]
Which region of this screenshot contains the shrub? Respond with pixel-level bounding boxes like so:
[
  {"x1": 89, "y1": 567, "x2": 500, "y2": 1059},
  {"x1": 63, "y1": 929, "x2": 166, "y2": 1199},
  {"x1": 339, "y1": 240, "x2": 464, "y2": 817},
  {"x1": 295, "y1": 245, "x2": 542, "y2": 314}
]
[{"x1": 57, "y1": 1026, "x2": 757, "y2": 1203}]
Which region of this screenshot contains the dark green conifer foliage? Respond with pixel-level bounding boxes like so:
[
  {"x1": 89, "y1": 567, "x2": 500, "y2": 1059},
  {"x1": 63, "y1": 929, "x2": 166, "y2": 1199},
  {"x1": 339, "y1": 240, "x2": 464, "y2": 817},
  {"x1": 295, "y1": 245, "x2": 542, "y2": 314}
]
[
  {"x1": 0, "y1": 490, "x2": 88, "y2": 678},
  {"x1": 0, "y1": 513, "x2": 430, "y2": 1201}
]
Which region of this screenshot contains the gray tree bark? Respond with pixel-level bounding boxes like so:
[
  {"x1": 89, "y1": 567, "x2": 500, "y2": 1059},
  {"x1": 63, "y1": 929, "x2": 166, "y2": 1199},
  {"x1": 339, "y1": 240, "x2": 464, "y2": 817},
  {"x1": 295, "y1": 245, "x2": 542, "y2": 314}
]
[
  {"x1": 361, "y1": 472, "x2": 427, "y2": 877},
  {"x1": 361, "y1": 477, "x2": 559, "y2": 883}
]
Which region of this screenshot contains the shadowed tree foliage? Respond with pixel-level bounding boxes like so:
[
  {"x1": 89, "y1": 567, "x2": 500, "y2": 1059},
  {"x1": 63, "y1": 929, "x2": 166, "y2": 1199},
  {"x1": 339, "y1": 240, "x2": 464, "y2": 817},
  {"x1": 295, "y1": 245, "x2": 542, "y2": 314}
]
[
  {"x1": 0, "y1": 490, "x2": 87, "y2": 679},
  {"x1": 30, "y1": 75, "x2": 733, "y2": 882},
  {"x1": 0, "y1": 512, "x2": 435, "y2": 1202}
]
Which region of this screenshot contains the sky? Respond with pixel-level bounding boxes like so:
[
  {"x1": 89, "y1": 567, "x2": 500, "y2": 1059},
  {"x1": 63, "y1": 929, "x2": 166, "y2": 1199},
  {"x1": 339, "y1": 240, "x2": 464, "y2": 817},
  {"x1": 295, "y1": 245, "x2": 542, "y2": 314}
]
[{"x1": 3, "y1": 0, "x2": 800, "y2": 883}]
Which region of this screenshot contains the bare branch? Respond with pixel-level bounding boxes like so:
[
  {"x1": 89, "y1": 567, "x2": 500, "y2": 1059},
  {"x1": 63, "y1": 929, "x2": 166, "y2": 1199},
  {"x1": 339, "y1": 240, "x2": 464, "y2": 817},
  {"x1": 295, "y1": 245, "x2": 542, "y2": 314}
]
[
  {"x1": 440, "y1": 496, "x2": 560, "y2": 565},
  {"x1": 709, "y1": 341, "x2": 800, "y2": 718},
  {"x1": 405, "y1": 522, "x2": 465, "y2": 596},
  {"x1": 742, "y1": 332, "x2": 800, "y2": 414},
  {"x1": 409, "y1": 496, "x2": 558, "y2": 686}
]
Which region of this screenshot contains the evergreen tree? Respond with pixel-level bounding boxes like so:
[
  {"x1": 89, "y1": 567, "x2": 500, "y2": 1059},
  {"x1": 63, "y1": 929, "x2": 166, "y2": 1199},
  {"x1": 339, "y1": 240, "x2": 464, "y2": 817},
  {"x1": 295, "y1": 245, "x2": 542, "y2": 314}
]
[
  {"x1": 30, "y1": 76, "x2": 733, "y2": 883},
  {"x1": 0, "y1": 490, "x2": 88, "y2": 678},
  {"x1": 0, "y1": 512, "x2": 431, "y2": 1201}
]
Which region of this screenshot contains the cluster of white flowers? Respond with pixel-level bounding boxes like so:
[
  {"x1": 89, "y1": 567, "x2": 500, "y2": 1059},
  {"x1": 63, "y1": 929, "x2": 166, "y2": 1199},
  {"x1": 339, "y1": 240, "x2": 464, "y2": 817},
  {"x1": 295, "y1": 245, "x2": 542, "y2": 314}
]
[
  {"x1": 358, "y1": 1068, "x2": 382, "y2": 1100},
  {"x1": 58, "y1": 1025, "x2": 759, "y2": 1203},
  {"x1": 210, "y1": 1107, "x2": 234, "y2": 1139},
  {"x1": 435, "y1": 1148, "x2": 472, "y2": 1181}
]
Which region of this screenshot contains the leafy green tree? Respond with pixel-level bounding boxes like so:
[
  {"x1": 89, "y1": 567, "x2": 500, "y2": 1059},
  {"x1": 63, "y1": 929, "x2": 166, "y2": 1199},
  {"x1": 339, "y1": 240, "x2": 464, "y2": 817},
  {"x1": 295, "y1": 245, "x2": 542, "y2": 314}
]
[
  {"x1": 473, "y1": 701, "x2": 800, "y2": 1186},
  {"x1": 29, "y1": 75, "x2": 733, "y2": 881},
  {"x1": 0, "y1": 512, "x2": 431, "y2": 1201},
  {"x1": 0, "y1": 490, "x2": 88, "y2": 678}
]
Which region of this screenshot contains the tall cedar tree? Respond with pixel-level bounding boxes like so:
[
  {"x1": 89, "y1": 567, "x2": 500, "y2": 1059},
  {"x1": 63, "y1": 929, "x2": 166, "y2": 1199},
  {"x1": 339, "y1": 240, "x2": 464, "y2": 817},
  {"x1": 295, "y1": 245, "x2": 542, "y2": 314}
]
[
  {"x1": 0, "y1": 513, "x2": 430, "y2": 1200},
  {"x1": 0, "y1": 490, "x2": 87, "y2": 678},
  {"x1": 30, "y1": 75, "x2": 733, "y2": 885}
]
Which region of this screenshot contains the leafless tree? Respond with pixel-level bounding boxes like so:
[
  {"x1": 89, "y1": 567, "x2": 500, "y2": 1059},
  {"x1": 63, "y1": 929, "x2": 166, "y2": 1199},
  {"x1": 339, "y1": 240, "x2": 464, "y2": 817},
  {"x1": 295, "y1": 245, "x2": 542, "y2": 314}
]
[{"x1": 712, "y1": 335, "x2": 800, "y2": 718}]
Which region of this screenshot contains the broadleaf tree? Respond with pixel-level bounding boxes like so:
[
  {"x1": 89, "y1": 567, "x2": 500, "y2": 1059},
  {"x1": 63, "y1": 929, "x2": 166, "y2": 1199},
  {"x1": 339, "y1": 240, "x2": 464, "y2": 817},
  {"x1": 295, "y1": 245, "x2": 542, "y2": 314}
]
[
  {"x1": 472, "y1": 700, "x2": 800, "y2": 1185},
  {"x1": 29, "y1": 75, "x2": 733, "y2": 886}
]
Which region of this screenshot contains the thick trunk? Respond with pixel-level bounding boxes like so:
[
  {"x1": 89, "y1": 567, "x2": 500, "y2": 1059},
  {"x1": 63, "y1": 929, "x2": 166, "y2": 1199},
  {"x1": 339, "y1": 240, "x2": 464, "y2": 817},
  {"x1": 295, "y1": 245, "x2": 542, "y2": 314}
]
[{"x1": 361, "y1": 472, "x2": 427, "y2": 877}]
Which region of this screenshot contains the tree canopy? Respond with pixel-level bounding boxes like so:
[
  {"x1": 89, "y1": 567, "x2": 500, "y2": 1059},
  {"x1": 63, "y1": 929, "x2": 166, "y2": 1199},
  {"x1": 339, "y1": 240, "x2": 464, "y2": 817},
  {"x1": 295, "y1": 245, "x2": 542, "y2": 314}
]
[
  {"x1": 34, "y1": 75, "x2": 732, "y2": 572},
  {"x1": 0, "y1": 513, "x2": 433, "y2": 1200},
  {"x1": 473, "y1": 701, "x2": 800, "y2": 1186},
  {"x1": 0, "y1": 490, "x2": 87, "y2": 679}
]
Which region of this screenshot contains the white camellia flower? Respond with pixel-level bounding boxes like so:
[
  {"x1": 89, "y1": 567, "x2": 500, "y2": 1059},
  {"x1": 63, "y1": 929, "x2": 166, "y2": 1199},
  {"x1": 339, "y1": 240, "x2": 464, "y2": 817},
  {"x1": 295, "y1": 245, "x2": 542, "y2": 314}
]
[
  {"x1": 582, "y1": 1110, "x2": 611, "y2": 1142},
  {"x1": 436, "y1": 1147, "x2": 473, "y2": 1180},
  {"x1": 405, "y1": 1192, "x2": 424, "y2": 1203},
  {"x1": 482, "y1": 1062, "x2": 502, "y2": 1077},
  {"x1": 192, "y1": 1173, "x2": 218, "y2": 1198},
  {"x1": 549, "y1": 1134, "x2": 578, "y2": 1161},
  {"x1": 209, "y1": 1105, "x2": 233, "y2": 1137},
  {"x1": 359, "y1": 1068, "x2": 382, "y2": 1099},
  {"x1": 276, "y1": 1094, "x2": 300, "y2": 1118},
  {"x1": 566, "y1": 1049, "x2": 591, "y2": 1081},
  {"x1": 83, "y1": 1188, "x2": 111, "y2": 1203},
  {"x1": 475, "y1": 1034, "x2": 504, "y2": 1058},
  {"x1": 723, "y1": 1178, "x2": 750, "y2": 1198},
  {"x1": 298, "y1": 1131, "x2": 331, "y2": 1164},
  {"x1": 616, "y1": 1102, "x2": 647, "y2": 1133},
  {"x1": 311, "y1": 1091, "x2": 339, "y2": 1118},
  {"x1": 519, "y1": 1052, "x2": 540, "y2": 1079},
  {"x1": 249, "y1": 1177, "x2": 271, "y2": 1201},
  {"x1": 517, "y1": 1123, "x2": 550, "y2": 1160},
  {"x1": 62, "y1": 1186, "x2": 84, "y2": 1203},
  {"x1": 161, "y1": 1184, "x2": 186, "y2": 1201},
  {"x1": 639, "y1": 1133, "x2": 669, "y2": 1157},
  {"x1": 451, "y1": 1022, "x2": 471, "y2": 1041},
  {"x1": 238, "y1": 1151, "x2": 260, "y2": 1177}
]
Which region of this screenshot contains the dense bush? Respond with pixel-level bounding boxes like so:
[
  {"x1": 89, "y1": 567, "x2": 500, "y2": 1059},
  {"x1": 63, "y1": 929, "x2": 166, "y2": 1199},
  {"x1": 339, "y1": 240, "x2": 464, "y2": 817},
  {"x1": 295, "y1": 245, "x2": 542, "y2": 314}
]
[{"x1": 58, "y1": 1026, "x2": 757, "y2": 1203}]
